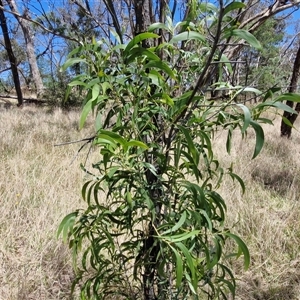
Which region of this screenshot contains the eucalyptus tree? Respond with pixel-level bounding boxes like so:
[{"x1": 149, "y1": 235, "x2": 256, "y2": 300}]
[
  {"x1": 0, "y1": 0, "x2": 22, "y2": 105},
  {"x1": 0, "y1": 0, "x2": 298, "y2": 104},
  {"x1": 5, "y1": 0, "x2": 45, "y2": 96},
  {"x1": 231, "y1": 17, "x2": 287, "y2": 93}
]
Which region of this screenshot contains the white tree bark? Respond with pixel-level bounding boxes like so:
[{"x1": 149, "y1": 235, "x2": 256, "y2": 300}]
[{"x1": 6, "y1": 0, "x2": 44, "y2": 96}]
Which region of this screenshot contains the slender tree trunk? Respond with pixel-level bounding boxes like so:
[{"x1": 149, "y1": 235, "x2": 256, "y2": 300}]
[
  {"x1": 134, "y1": 0, "x2": 151, "y2": 35},
  {"x1": 134, "y1": 0, "x2": 152, "y2": 47},
  {"x1": 103, "y1": 0, "x2": 123, "y2": 43},
  {"x1": 132, "y1": 2, "x2": 162, "y2": 299},
  {"x1": 280, "y1": 44, "x2": 300, "y2": 137},
  {"x1": 6, "y1": 0, "x2": 44, "y2": 96},
  {"x1": 0, "y1": 2, "x2": 23, "y2": 106}
]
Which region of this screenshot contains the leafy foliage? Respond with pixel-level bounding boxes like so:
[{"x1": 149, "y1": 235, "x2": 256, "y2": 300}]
[
  {"x1": 58, "y1": 2, "x2": 298, "y2": 299},
  {"x1": 237, "y1": 17, "x2": 288, "y2": 90}
]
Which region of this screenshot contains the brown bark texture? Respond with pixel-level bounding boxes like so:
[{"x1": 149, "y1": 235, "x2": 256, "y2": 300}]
[
  {"x1": 280, "y1": 44, "x2": 300, "y2": 137},
  {"x1": 6, "y1": 0, "x2": 45, "y2": 96},
  {"x1": 0, "y1": 1, "x2": 23, "y2": 106}
]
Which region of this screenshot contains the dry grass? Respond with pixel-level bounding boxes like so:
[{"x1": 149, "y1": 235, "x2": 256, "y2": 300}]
[
  {"x1": 1, "y1": 106, "x2": 300, "y2": 299},
  {"x1": 0, "y1": 106, "x2": 96, "y2": 300},
  {"x1": 213, "y1": 115, "x2": 300, "y2": 300}
]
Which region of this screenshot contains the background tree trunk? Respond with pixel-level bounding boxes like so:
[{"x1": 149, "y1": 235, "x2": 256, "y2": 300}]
[
  {"x1": 6, "y1": 0, "x2": 44, "y2": 96},
  {"x1": 280, "y1": 44, "x2": 300, "y2": 137},
  {"x1": 134, "y1": 0, "x2": 152, "y2": 48},
  {"x1": 0, "y1": 1, "x2": 23, "y2": 106}
]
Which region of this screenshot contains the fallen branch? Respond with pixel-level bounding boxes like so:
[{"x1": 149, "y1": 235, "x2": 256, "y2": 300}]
[{"x1": 0, "y1": 94, "x2": 47, "y2": 104}]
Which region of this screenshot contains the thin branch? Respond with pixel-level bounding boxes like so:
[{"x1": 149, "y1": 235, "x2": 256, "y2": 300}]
[
  {"x1": 54, "y1": 136, "x2": 95, "y2": 147},
  {"x1": 175, "y1": 1, "x2": 225, "y2": 122},
  {"x1": 71, "y1": 0, "x2": 111, "y2": 41},
  {"x1": 282, "y1": 31, "x2": 300, "y2": 57},
  {"x1": 103, "y1": 0, "x2": 124, "y2": 43},
  {"x1": 210, "y1": 60, "x2": 246, "y2": 64},
  {"x1": 165, "y1": 1, "x2": 225, "y2": 155},
  {"x1": 0, "y1": 66, "x2": 12, "y2": 74},
  {"x1": 0, "y1": 5, "x2": 80, "y2": 43},
  {"x1": 69, "y1": 137, "x2": 94, "y2": 166}
]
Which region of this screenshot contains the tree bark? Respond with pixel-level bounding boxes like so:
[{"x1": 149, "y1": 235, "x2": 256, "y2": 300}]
[
  {"x1": 280, "y1": 44, "x2": 300, "y2": 137},
  {"x1": 0, "y1": 1, "x2": 23, "y2": 106},
  {"x1": 134, "y1": 0, "x2": 152, "y2": 47},
  {"x1": 6, "y1": 0, "x2": 44, "y2": 96}
]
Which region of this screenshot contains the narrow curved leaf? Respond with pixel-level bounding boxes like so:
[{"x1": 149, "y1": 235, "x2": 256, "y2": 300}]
[
  {"x1": 80, "y1": 100, "x2": 93, "y2": 129},
  {"x1": 170, "y1": 245, "x2": 183, "y2": 288},
  {"x1": 142, "y1": 162, "x2": 157, "y2": 176},
  {"x1": 91, "y1": 84, "x2": 100, "y2": 101},
  {"x1": 274, "y1": 93, "x2": 300, "y2": 103},
  {"x1": 126, "y1": 48, "x2": 161, "y2": 63},
  {"x1": 149, "y1": 70, "x2": 164, "y2": 87},
  {"x1": 162, "y1": 211, "x2": 187, "y2": 235},
  {"x1": 236, "y1": 103, "x2": 251, "y2": 133},
  {"x1": 199, "y1": 210, "x2": 213, "y2": 232},
  {"x1": 124, "y1": 33, "x2": 159, "y2": 56},
  {"x1": 264, "y1": 87, "x2": 281, "y2": 101},
  {"x1": 148, "y1": 22, "x2": 171, "y2": 33},
  {"x1": 156, "y1": 93, "x2": 174, "y2": 106},
  {"x1": 144, "y1": 60, "x2": 176, "y2": 79},
  {"x1": 57, "y1": 211, "x2": 78, "y2": 242},
  {"x1": 126, "y1": 140, "x2": 149, "y2": 149},
  {"x1": 82, "y1": 181, "x2": 92, "y2": 200},
  {"x1": 68, "y1": 80, "x2": 88, "y2": 87},
  {"x1": 199, "y1": 3, "x2": 218, "y2": 12},
  {"x1": 176, "y1": 242, "x2": 197, "y2": 290},
  {"x1": 250, "y1": 120, "x2": 264, "y2": 159},
  {"x1": 60, "y1": 58, "x2": 86, "y2": 72},
  {"x1": 158, "y1": 230, "x2": 200, "y2": 242},
  {"x1": 223, "y1": 29, "x2": 262, "y2": 50},
  {"x1": 225, "y1": 232, "x2": 250, "y2": 270},
  {"x1": 256, "y1": 101, "x2": 297, "y2": 114},
  {"x1": 178, "y1": 125, "x2": 199, "y2": 165},
  {"x1": 67, "y1": 45, "x2": 83, "y2": 57},
  {"x1": 226, "y1": 126, "x2": 233, "y2": 154},
  {"x1": 281, "y1": 116, "x2": 296, "y2": 129},
  {"x1": 242, "y1": 87, "x2": 262, "y2": 94},
  {"x1": 228, "y1": 172, "x2": 245, "y2": 194},
  {"x1": 97, "y1": 130, "x2": 127, "y2": 147},
  {"x1": 224, "y1": 2, "x2": 246, "y2": 16},
  {"x1": 170, "y1": 31, "x2": 206, "y2": 44}
]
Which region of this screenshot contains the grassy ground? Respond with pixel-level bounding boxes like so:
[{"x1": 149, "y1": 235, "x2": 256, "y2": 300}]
[
  {"x1": 0, "y1": 106, "x2": 96, "y2": 299},
  {"x1": 0, "y1": 105, "x2": 300, "y2": 299},
  {"x1": 213, "y1": 115, "x2": 300, "y2": 300}
]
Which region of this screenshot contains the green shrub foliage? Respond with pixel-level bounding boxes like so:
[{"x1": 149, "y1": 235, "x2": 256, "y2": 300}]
[{"x1": 58, "y1": 2, "x2": 299, "y2": 299}]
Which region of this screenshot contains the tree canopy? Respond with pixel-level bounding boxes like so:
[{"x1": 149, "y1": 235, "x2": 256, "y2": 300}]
[{"x1": 0, "y1": 1, "x2": 299, "y2": 103}]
